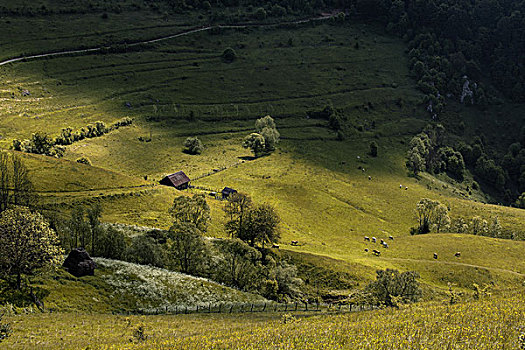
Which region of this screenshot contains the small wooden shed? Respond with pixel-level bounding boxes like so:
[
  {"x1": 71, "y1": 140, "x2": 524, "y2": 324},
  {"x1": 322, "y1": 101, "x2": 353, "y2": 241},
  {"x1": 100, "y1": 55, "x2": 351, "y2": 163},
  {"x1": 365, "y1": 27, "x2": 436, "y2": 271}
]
[
  {"x1": 160, "y1": 171, "x2": 190, "y2": 190},
  {"x1": 221, "y1": 187, "x2": 237, "y2": 199}
]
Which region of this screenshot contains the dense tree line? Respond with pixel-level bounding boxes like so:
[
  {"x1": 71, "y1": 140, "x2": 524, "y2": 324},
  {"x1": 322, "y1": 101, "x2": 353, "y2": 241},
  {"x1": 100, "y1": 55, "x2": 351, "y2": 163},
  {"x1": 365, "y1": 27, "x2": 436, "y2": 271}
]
[{"x1": 406, "y1": 123, "x2": 525, "y2": 205}]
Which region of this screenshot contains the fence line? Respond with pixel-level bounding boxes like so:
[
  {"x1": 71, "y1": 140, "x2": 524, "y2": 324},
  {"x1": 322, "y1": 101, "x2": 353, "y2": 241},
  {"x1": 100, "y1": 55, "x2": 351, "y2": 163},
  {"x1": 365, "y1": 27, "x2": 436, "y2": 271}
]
[{"x1": 131, "y1": 301, "x2": 376, "y2": 316}]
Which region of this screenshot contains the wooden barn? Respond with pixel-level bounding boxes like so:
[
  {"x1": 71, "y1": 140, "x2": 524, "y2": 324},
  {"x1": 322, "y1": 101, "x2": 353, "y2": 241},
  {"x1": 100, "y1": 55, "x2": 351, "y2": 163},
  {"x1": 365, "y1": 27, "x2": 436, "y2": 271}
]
[
  {"x1": 221, "y1": 187, "x2": 237, "y2": 198},
  {"x1": 160, "y1": 171, "x2": 190, "y2": 190}
]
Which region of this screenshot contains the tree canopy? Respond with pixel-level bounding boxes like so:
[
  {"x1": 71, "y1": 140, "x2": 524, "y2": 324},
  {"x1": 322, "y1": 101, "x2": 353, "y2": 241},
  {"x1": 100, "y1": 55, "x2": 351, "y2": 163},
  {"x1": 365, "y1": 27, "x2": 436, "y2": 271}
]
[
  {"x1": 0, "y1": 207, "x2": 63, "y2": 289},
  {"x1": 169, "y1": 194, "x2": 210, "y2": 233}
]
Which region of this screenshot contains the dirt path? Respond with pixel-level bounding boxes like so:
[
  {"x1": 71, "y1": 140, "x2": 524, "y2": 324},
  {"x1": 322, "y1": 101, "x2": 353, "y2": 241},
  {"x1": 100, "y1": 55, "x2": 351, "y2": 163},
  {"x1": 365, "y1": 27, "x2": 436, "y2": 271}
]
[{"x1": 0, "y1": 15, "x2": 336, "y2": 67}]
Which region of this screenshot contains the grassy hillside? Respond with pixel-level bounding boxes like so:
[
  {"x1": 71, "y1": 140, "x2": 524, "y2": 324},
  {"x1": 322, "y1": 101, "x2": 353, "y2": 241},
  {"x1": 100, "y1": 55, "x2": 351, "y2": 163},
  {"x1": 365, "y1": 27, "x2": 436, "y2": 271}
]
[
  {"x1": 0, "y1": 3, "x2": 524, "y2": 295},
  {"x1": 4, "y1": 258, "x2": 264, "y2": 314}
]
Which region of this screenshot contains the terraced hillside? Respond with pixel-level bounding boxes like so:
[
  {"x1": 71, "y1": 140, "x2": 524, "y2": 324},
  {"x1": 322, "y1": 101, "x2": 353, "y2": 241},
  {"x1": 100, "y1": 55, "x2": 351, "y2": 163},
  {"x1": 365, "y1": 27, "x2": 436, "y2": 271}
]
[{"x1": 1, "y1": 2, "x2": 525, "y2": 296}]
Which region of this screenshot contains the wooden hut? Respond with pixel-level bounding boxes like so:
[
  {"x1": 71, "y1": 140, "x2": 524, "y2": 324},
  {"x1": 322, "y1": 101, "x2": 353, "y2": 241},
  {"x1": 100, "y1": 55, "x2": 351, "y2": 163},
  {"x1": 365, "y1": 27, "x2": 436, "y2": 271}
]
[
  {"x1": 160, "y1": 171, "x2": 190, "y2": 190},
  {"x1": 221, "y1": 187, "x2": 237, "y2": 199}
]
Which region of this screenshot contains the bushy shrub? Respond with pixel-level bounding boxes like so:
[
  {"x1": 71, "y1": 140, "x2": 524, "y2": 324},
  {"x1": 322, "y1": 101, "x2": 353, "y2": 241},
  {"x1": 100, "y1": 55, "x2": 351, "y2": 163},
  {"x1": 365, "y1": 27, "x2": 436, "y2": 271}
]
[
  {"x1": 126, "y1": 235, "x2": 166, "y2": 268},
  {"x1": 369, "y1": 141, "x2": 378, "y2": 157},
  {"x1": 76, "y1": 156, "x2": 92, "y2": 165},
  {"x1": 366, "y1": 269, "x2": 421, "y2": 307},
  {"x1": 183, "y1": 137, "x2": 204, "y2": 155},
  {"x1": 222, "y1": 47, "x2": 237, "y2": 63},
  {"x1": 112, "y1": 117, "x2": 133, "y2": 129},
  {"x1": 254, "y1": 7, "x2": 267, "y2": 20},
  {"x1": 97, "y1": 227, "x2": 127, "y2": 260}
]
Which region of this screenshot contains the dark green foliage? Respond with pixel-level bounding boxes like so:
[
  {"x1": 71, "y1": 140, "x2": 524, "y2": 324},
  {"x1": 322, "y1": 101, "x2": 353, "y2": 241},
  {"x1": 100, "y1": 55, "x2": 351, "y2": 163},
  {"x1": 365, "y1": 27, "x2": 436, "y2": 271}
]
[
  {"x1": 222, "y1": 47, "x2": 236, "y2": 63},
  {"x1": 366, "y1": 269, "x2": 421, "y2": 307},
  {"x1": 16, "y1": 118, "x2": 132, "y2": 157},
  {"x1": 183, "y1": 136, "x2": 204, "y2": 155},
  {"x1": 0, "y1": 153, "x2": 36, "y2": 212},
  {"x1": 438, "y1": 147, "x2": 465, "y2": 180},
  {"x1": 369, "y1": 141, "x2": 378, "y2": 157},
  {"x1": 169, "y1": 194, "x2": 211, "y2": 233},
  {"x1": 59, "y1": 203, "x2": 105, "y2": 256},
  {"x1": 254, "y1": 115, "x2": 280, "y2": 154},
  {"x1": 243, "y1": 133, "x2": 266, "y2": 157},
  {"x1": 516, "y1": 193, "x2": 525, "y2": 209},
  {"x1": 406, "y1": 124, "x2": 466, "y2": 182},
  {"x1": 214, "y1": 238, "x2": 262, "y2": 291},
  {"x1": 271, "y1": 4, "x2": 286, "y2": 17},
  {"x1": 253, "y1": 7, "x2": 267, "y2": 21},
  {"x1": 227, "y1": 202, "x2": 280, "y2": 248},
  {"x1": 76, "y1": 157, "x2": 92, "y2": 165},
  {"x1": 167, "y1": 223, "x2": 209, "y2": 275},
  {"x1": 126, "y1": 235, "x2": 165, "y2": 268},
  {"x1": 0, "y1": 207, "x2": 63, "y2": 290},
  {"x1": 475, "y1": 156, "x2": 506, "y2": 191},
  {"x1": 97, "y1": 227, "x2": 127, "y2": 260},
  {"x1": 271, "y1": 262, "x2": 304, "y2": 301}
]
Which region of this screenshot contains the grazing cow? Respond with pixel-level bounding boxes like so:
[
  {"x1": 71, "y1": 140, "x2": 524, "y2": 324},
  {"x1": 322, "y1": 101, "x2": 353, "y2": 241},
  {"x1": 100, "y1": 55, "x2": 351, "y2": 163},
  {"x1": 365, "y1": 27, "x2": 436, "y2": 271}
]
[
  {"x1": 364, "y1": 236, "x2": 370, "y2": 241},
  {"x1": 371, "y1": 237, "x2": 377, "y2": 243},
  {"x1": 372, "y1": 249, "x2": 381, "y2": 256},
  {"x1": 291, "y1": 240, "x2": 298, "y2": 246},
  {"x1": 405, "y1": 186, "x2": 408, "y2": 190},
  {"x1": 389, "y1": 235, "x2": 394, "y2": 240},
  {"x1": 382, "y1": 242, "x2": 389, "y2": 248},
  {"x1": 455, "y1": 252, "x2": 461, "y2": 257},
  {"x1": 399, "y1": 184, "x2": 403, "y2": 188},
  {"x1": 380, "y1": 239, "x2": 385, "y2": 244},
  {"x1": 368, "y1": 176, "x2": 372, "y2": 180},
  {"x1": 433, "y1": 253, "x2": 438, "y2": 259},
  {"x1": 364, "y1": 248, "x2": 369, "y2": 252}
]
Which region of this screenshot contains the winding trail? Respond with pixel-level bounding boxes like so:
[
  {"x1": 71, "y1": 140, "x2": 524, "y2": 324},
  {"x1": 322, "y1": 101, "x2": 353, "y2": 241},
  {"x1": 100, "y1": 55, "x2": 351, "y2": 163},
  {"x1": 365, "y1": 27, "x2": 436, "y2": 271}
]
[{"x1": 0, "y1": 15, "x2": 336, "y2": 67}]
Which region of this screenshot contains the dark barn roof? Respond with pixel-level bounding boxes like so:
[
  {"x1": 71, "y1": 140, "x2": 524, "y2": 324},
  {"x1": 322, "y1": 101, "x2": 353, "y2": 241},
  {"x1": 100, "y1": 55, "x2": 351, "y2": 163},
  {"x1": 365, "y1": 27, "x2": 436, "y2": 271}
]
[
  {"x1": 160, "y1": 171, "x2": 190, "y2": 188},
  {"x1": 221, "y1": 187, "x2": 237, "y2": 195}
]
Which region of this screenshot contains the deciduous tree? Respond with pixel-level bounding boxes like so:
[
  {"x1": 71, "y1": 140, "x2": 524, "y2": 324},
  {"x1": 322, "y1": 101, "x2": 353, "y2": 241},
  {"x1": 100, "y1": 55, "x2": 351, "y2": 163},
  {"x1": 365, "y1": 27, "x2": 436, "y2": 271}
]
[
  {"x1": 366, "y1": 269, "x2": 421, "y2": 307},
  {"x1": 169, "y1": 194, "x2": 210, "y2": 232},
  {"x1": 0, "y1": 207, "x2": 63, "y2": 289},
  {"x1": 167, "y1": 223, "x2": 208, "y2": 275}
]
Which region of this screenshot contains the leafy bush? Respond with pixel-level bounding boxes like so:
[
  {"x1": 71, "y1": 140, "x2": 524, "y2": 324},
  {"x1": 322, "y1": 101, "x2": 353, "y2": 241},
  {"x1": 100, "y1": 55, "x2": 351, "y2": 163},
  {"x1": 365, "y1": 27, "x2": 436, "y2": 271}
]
[
  {"x1": 183, "y1": 137, "x2": 204, "y2": 155},
  {"x1": 76, "y1": 156, "x2": 92, "y2": 165},
  {"x1": 13, "y1": 118, "x2": 132, "y2": 158},
  {"x1": 126, "y1": 235, "x2": 166, "y2": 268},
  {"x1": 222, "y1": 47, "x2": 237, "y2": 63},
  {"x1": 253, "y1": 7, "x2": 267, "y2": 20},
  {"x1": 369, "y1": 141, "x2": 378, "y2": 157},
  {"x1": 97, "y1": 227, "x2": 128, "y2": 260},
  {"x1": 366, "y1": 269, "x2": 421, "y2": 307}
]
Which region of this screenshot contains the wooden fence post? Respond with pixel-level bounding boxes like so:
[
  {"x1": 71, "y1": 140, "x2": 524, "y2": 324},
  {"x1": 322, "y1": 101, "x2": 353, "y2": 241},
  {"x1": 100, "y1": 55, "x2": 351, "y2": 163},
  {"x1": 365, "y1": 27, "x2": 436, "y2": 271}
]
[
  {"x1": 230, "y1": 304, "x2": 234, "y2": 313},
  {"x1": 262, "y1": 303, "x2": 266, "y2": 312},
  {"x1": 218, "y1": 304, "x2": 222, "y2": 313},
  {"x1": 295, "y1": 302, "x2": 298, "y2": 311}
]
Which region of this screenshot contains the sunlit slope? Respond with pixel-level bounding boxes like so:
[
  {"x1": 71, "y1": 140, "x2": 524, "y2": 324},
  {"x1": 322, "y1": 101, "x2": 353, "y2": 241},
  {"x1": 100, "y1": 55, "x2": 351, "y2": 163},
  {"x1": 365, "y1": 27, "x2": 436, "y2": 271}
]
[{"x1": 0, "y1": 13, "x2": 524, "y2": 291}]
